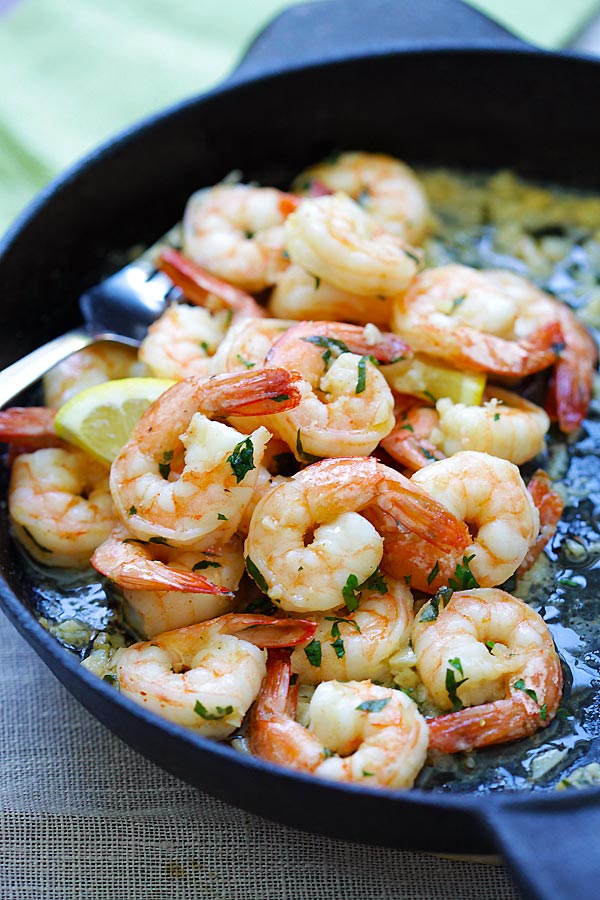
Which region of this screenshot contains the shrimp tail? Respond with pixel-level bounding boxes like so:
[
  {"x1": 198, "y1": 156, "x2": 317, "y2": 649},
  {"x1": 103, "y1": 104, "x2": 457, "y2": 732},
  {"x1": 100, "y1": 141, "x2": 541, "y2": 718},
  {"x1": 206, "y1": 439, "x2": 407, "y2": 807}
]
[
  {"x1": 549, "y1": 352, "x2": 596, "y2": 434},
  {"x1": 198, "y1": 367, "x2": 304, "y2": 417},
  {"x1": 427, "y1": 697, "x2": 541, "y2": 753},
  {"x1": 380, "y1": 475, "x2": 471, "y2": 553},
  {"x1": 90, "y1": 553, "x2": 233, "y2": 594},
  {"x1": 159, "y1": 248, "x2": 266, "y2": 317},
  {"x1": 0, "y1": 407, "x2": 63, "y2": 449},
  {"x1": 216, "y1": 613, "x2": 317, "y2": 648},
  {"x1": 517, "y1": 470, "x2": 564, "y2": 575}
]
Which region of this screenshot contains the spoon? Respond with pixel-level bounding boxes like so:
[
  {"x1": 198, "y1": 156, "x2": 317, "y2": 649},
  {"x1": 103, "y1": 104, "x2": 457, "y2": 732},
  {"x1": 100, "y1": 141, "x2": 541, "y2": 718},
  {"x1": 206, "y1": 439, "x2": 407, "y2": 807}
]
[{"x1": 0, "y1": 248, "x2": 176, "y2": 409}]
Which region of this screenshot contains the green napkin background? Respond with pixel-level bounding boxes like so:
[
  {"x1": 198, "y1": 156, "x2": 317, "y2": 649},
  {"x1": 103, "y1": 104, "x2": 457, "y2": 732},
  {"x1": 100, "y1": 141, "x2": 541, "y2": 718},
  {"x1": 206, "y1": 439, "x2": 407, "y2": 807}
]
[{"x1": 1, "y1": 0, "x2": 599, "y2": 237}]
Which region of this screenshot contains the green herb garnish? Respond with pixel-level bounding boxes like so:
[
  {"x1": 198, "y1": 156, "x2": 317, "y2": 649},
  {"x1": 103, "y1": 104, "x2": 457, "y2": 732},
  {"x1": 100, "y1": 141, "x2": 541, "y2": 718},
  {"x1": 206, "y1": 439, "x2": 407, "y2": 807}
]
[
  {"x1": 158, "y1": 449, "x2": 174, "y2": 480},
  {"x1": 227, "y1": 436, "x2": 255, "y2": 484},
  {"x1": 296, "y1": 430, "x2": 321, "y2": 464},
  {"x1": 419, "y1": 586, "x2": 453, "y2": 622},
  {"x1": 356, "y1": 356, "x2": 368, "y2": 394},
  {"x1": 304, "y1": 639, "x2": 322, "y2": 668},
  {"x1": 236, "y1": 354, "x2": 255, "y2": 369},
  {"x1": 192, "y1": 560, "x2": 222, "y2": 571},
  {"x1": 448, "y1": 554, "x2": 479, "y2": 591},
  {"x1": 445, "y1": 667, "x2": 468, "y2": 711},
  {"x1": 245, "y1": 556, "x2": 269, "y2": 594},
  {"x1": 356, "y1": 698, "x2": 390, "y2": 713},
  {"x1": 194, "y1": 701, "x2": 233, "y2": 720}
]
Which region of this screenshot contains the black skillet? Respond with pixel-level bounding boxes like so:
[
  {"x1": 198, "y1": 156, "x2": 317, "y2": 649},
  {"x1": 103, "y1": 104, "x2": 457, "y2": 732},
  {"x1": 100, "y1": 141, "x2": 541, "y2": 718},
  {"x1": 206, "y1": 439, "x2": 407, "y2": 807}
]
[{"x1": 1, "y1": 2, "x2": 600, "y2": 898}]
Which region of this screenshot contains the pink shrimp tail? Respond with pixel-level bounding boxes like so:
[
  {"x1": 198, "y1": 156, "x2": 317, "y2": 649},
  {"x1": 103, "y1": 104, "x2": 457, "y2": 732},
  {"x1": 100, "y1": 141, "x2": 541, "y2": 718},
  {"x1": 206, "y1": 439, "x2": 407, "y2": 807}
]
[
  {"x1": 193, "y1": 367, "x2": 304, "y2": 417},
  {"x1": 159, "y1": 248, "x2": 266, "y2": 317},
  {"x1": 90, "y1": 553, "x2": 233, "y2": 594},
  {"x1": 428, "y1": 698, "x2": 541, "y2": 753},
  {"x1": 517, "y1": 470, "x2": 564, "y2": 575},
  {"x1": 0, "y1": 407, "x2": 63, "y2": 449},
  {"x1": 216, "y1": 613, "x2": 317, "y2": 648}
]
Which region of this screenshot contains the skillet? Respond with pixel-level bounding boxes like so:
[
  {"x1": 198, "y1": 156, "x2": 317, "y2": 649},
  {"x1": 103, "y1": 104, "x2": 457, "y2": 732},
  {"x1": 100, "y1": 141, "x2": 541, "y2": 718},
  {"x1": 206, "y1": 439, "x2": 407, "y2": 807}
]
[{"x1": 1, "y1": 2, "x2": 600, "y2": 897}]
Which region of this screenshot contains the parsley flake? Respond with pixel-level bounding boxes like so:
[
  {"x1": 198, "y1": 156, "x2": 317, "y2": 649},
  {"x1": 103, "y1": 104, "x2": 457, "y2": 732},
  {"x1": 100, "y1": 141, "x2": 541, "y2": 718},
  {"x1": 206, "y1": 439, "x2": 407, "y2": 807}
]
[
  {"x1": 194, "y1": 701, "x2": 233, "y2": 720},
  {"x1": 356, "y1": 356, "x2": 368, "y2": 394},
  {"x1": 449, "y1": 294, "x2": 466, "y2": 313},
  {"x1": 127, "y1": 505, "x2": 137, "y2": 516},
  {"x1": 427, "y1": 560, "x2": 440, "y2": 585},
  {"x1": 419, "y1": 586, "x2": 453, "y2": 622},
  {"x1": 158, "y1": 449, "x2": 174, "y2": 480},
  {"x1": 331, "y1": 636, "x2": 345, "y2": 659},
  {"x1": 514, "y1": 679, "x2": 539, "y2": 705},
  {"x1": 245, "y1": 556, "x2": 269, "y2": 594},
  {"x1": 192, "y1": 560, "x2": 222, "y2": 571},
  {"x1": 217, "y1": 513, "x2": 228, "y2": 521},
  {"x1": 304, "y1": 639, "x2": 322, "y2": 668},
  {"x1": 227, "y1": 436, "x2": 255, "y2": 483},
  {"x1": 236, "y1": 354, "x2": 255, "y2": 369},
  {"x1": 448, "y1": 555, "x2": 479, "y2": 591},
  {"x1": 296, "y1": 430, "x2": 321, "y2": 464},
  {"x1": 445, "y1": 667, "x2": 468, "y2": 711},
  {"x1": 356, "y1": 698, "x2": 390, "y2": 713}
]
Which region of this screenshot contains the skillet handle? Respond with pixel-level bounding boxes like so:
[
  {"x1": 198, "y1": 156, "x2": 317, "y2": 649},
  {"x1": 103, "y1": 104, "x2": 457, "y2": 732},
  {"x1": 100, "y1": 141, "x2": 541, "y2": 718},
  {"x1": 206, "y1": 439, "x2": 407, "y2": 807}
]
[
  {"x1": 481, "y1": 793, "x2": 600, "y2": 900},
  {"x1": 230, "y1": 0, "x2": 527, "y2": 82}
]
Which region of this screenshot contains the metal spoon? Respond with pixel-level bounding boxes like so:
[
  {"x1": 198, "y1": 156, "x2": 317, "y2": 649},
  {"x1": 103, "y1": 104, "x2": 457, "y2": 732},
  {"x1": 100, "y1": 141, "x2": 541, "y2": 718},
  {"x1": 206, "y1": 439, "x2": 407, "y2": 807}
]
[{"x1": 0, "y1": 235, "x2": 178, "y2": 409}]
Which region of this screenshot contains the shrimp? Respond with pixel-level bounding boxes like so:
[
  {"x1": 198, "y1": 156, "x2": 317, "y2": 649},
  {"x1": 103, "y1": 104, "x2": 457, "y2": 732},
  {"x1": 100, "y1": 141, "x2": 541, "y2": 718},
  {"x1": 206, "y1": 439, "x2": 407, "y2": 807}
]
[
  {"x1": 0, "y1": 407, "x2": 63, "y2": 450},
  {"x1": 183, "y1": 183, "x2": 296, "y2": 292},
  {"x1": 212, "y1": 317, "x2": 294, "y2": 374},
  {"x1": 248, "y1": 651, "x2": 428, "y2": 789},
  {"x1": 43, "y1": 343, "x2": 144, "y2": 408},
  {"x1": 517, "y1": 470, "x2": 564, "y2": 575},
  {"x1": 373, "y1": 451, "x2": 539, "y2": 593},
  {"x1": 269, "y1": 264, "x2": 394, "y2": 328},
  {"x1": 141, "y1": 249, "x2": 268, "y2": 380},
  {"x1": 380, "y1": 396, "x2": 444, "y2": 472},
  {"x1": 244, "y1": 456, "x2": 470, "y2": 613},
  {"x1": 110, "y1": 368, "x2": 303, "y2": 549},
  {"x1": 290, "y1": 576, "x2": 414, "y2": 683},
  {"x1": 391, "y1": 264, "x2": 563, "y2": 378},
  {"x1": 284, "y1": 194, "x2": 422, "y2": 297},
  {"x1": 9, "y1": 447, "x2": 116, "y2": 567},
  {"x1": 293, "y1": 151, "x2": 431, "y2": 243},
  {"x1": 91, "y1": 528, "x2": 244, "y2": 636},
  {"x1": 260, "y1": 320, "x2": 409, "y2": 459},
  {"x1": 116, "y1": 613, "x2": 316, "y2": 735},
  {"x1": 412, "y1": 589, "x2": 562, "y2": 752},
  {"x1": 430, "y1": 387, "x2": 550, "y2": 466}
]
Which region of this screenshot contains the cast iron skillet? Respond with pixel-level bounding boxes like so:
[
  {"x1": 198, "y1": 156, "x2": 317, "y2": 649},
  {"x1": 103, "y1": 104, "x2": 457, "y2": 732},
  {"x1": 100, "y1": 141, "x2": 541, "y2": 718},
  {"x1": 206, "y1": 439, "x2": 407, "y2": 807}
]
[{"x1": 1, "y1": 2, "x2": 600, "y2": 898}]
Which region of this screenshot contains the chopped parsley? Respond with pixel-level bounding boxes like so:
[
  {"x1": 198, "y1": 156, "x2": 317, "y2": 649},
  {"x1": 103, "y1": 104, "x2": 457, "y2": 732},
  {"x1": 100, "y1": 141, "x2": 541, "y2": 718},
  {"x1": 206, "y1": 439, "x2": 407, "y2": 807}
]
[
  {"x1": 356, "y1": 356, "x2": 368, "y2": 394},
  {"x1": 302, "y1": 335, "x2": 350, "y2": 370},
  {"x1": 540, "y1": 703, "x2": 548, "y2": 721},
  {"x1": 448, "y1": 657, "x2": 464, "y2": 676},
  {"x1": 314, "y1": 275, "x2": 321, "y2": 290},
  {"x1": 342, "y1": 568, "x2": 388, "y2": 614},
  {"x1": 217, "y1": 513, "x2": 228, "y2": 521},
  {"x1": 148, "y1": 536, "x2": 172, "y2": 546},
  {"x1": 158, "y1": 449, "x2": 174, "y2": 480},
  {"x1": 449, "y1": 294, "x2": 466, "y2": 313},
  {"x1": 356, "y1": 698, "x2": 390, "y2": 713},
  {"x1": 304, "y1": 639, "x2": 322, "y2": 668},
  {"x1": 272, "y1": 393, "x2": 290, "y2": 403},
  {"x1": 485, "y1": 640, "x2": 496, "y2": 652},
  {"x1": 194, "y1": 701, "x2": 233, "y2": 720},
  {"x1": 296, "y1": 430, "x2": 322, "y2": 464},
  {"x1": 427, "y1": 560, "x2": 440, "y2": 585},
  {"x1": 405, "y1": 248, "x2": 420, "y2": 265},
  {"x1": 245, "y1": 556, "x2": 269, "y2": 594},
  {"x1": 445, "y1": 667, "x2": 468, "y2": 711},
  {"x1": 324, "y1": 617, "x2": 361, "y2": 638},
  {"x1": 227, "y1": 436, "x2": 255, "y2": 483},
  {"x1": 331, "y1": 637, "x2": 345, "y2": 659},
  {"x1": 514, "y1": 678, "x2": 539, "y2": 705},
  {"x1": 192, "y1": 560, "x2": 222, "y2": 571},
  {"x1": 422, "y1": 390, "x2": 437, "y2": 404},
  {"x1": 200, "y1": 340, "x2": 209, "y2": 354},
  {"x1": 419, "y1": 586, "x2": 453, "y2": 622},
  {"x1": 493, "y1": 412, "x2": 500, "y2": 422},
  {"x1": 448, "y1": 554, "x2": 479, "y2": 591},
  {"x1": 127, "y1": 505, "x2": 137, "y2": 516},
  {"x1": 236, "y1": 354, "x2": 255, "y2": 369}
]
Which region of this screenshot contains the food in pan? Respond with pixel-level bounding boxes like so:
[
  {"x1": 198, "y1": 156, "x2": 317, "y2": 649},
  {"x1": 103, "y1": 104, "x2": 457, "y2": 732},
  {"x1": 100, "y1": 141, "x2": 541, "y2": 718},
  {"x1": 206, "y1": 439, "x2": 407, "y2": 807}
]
[{"x1": 1, "y1": 151, "x2": 598, "y2": 791}]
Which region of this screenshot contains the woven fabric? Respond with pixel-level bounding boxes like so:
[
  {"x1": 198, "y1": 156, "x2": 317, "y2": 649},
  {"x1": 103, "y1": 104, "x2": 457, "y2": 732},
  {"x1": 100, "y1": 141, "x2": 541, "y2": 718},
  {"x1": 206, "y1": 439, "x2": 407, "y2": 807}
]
[{"x1": 0, "y1": 610, "x2": 523, "y2": 900}]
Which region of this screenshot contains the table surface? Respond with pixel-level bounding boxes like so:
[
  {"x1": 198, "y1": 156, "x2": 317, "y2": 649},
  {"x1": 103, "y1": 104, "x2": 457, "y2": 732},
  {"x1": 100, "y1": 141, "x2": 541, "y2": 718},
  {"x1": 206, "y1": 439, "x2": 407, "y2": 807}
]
[{"x1": 2, "y1": 3, "x2": 600, "y2": 898}]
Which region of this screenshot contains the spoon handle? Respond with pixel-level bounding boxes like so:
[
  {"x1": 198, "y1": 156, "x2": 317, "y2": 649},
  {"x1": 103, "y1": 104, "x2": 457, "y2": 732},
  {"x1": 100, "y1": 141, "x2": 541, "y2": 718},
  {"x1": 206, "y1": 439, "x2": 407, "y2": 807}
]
[{"x1": 0, "y1": 328, "x2": 94, "y2": 408}]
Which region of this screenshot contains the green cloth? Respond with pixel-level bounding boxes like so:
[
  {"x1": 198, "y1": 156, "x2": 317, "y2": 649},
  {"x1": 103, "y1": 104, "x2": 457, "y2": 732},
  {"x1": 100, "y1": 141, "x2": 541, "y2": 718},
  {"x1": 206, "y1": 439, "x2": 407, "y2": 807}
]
[{"x1": 1, "y1": 0, "x2": 599, "y2": 237}]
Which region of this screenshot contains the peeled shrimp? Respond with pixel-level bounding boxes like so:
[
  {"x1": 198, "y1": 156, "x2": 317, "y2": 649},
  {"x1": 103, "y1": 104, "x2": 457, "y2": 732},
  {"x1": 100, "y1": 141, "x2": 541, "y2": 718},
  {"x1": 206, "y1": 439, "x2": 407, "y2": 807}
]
[
  {"x1": 0, "y1": 407, "x2": 63, "y2": 450},
  {"x1": 269, "y1": 264, "x2": 394, "y2": 328},
  {"x1": 375, "y1": 451, "x2": 539, "y2": 593},
  {"x1": 116, "y1": 613, "x2": 316, "y2": 735},
  {"x1": 110, "y1": 368, "x2": 302, "y2": 549},
  {"x1": 9, "y1": 447, "x2": 116, "y2": 567},
  {"x1": 260, "y1": 320, "x2": 408, "y2": 459},
  {"x1": 391, "y1": 264, "x2": 563, "y2": 378},
  {"x1": 212, "y1": 317, "x2": 294, "y2": 374},
  {"x1": 248, "y1": 651, "x2": 428, "y2": 788},
  {"x1": 183, "y1": 183, "x2": 296, "y2": 292},
  {"x1": 43, "y1": 343, "x2": 144, "y2": 408},
  {"x1": 293, "y1": 151, "x2": 431, "y2": 243},
  {"x1": 290, "y1": 575, "x2": 414, "y2": 683},
  {"x1": 92, "y1": 528, "x2": 244, "y2": 636},
  {"x1": 244, "y1": 456, "x2": 469, "y2": 613},
  {"x1": 284, "y1": 194, "x2": 422, "y2": 297},
  {"x1": 380, "y1": 396, "x2": 445, "y2": 472},
  {"x1": 412, "y1": 589, "x2": 562, "y2": 751}
]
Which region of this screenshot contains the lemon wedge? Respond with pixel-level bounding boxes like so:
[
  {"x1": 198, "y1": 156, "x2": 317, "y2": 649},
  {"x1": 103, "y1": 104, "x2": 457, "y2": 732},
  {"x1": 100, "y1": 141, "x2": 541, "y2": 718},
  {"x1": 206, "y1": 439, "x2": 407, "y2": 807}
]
[
  {"x1": 384, "y1": 354, "x2": 486, "y2": 406},
  {"x1": 54, "y1": 377, "x2": 176, "y2": 465}
]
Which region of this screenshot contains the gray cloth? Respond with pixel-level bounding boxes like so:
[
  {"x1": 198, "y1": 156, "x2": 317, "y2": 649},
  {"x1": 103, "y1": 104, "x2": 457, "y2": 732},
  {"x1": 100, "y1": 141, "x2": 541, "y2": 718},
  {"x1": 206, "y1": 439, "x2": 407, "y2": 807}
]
[{"x1": 0, "y1": 609, "x2": 522, "y2": 900}]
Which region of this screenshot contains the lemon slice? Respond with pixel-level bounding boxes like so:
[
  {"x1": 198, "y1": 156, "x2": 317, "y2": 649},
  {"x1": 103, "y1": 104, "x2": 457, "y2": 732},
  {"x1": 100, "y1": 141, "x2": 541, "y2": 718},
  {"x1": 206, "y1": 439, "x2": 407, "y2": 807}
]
[{"x1": 54, "y1": 377, "x2": 176, "y2": 465}]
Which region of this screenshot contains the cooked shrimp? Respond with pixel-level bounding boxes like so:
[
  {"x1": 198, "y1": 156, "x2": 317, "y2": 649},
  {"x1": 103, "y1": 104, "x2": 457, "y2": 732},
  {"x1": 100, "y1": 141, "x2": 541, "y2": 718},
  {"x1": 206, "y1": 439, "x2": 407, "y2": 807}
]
[
  {"x1": 244, "y1": 456, "x2": 470, "y2": 613},
  {"x1": 116, "y1": 613, "x2": 316, "y2": 735},
  {"x1": 293, "y1": 151, "x2": 431, "y2": 243},
  {"x1": 432, "y1": 387, "x2": 550, "y2": 465},
  {"x1": 290, "y1": 576, "x2": 413, "y2": 683},
  {"x1": 261, "y1": 320, "x2": 409, "y2": 458},
  {"x1": 375, "y1": 451, "x2": 539, "y2": 593},
  {"x1": 391, "y1": 264, "x2": 563, "y2": 377},
  {"x1": 269, "y1": 264, "x2": 394, "y2": 328},
  {"x1": 9, "y1": 447, "x2": 116, "y2": 567},
  {"x1": 412, "y1": 589, "x2": 562, "y2": 752},
  {"x1": 141, "y1": 249, "x2": 268, "y2": 380},
  {"x1": 380, "y1": 396, "x2": 444, "y2": 472},
  {"x1": 248, "y1": 651, "x2": 428, "y2": 788},
  {"x1": 183, "y1": 183, "x2": 296, "y2": 292},
  {"x1": 0, "y1": 407, "x2": 63, "y2": 450},
  {"x1": 91, "y1": 528, "x2": 244, "y2": 636},
  {"x1": 110, "y1": 368, "x2": 302, "y2": 549},
  {"x1": 212, "y1": 317, "x2": 294, "y2": 374},
  {"x1": 284, "y1": 194, "x2": 422, "y2": 297},
  {"x1": 43, "y1": 343, "x2": 144, "y2": 408},
  {"x1": 517, "y1": 470, "x2": 564, "y2": 575}
]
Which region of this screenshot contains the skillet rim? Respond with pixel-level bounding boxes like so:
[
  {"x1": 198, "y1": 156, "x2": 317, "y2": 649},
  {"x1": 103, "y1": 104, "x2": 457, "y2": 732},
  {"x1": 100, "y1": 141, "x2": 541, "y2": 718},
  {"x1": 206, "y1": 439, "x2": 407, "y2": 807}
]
[{"x1": 1, "y1": 42, "x2": 600, "y2": 825}]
